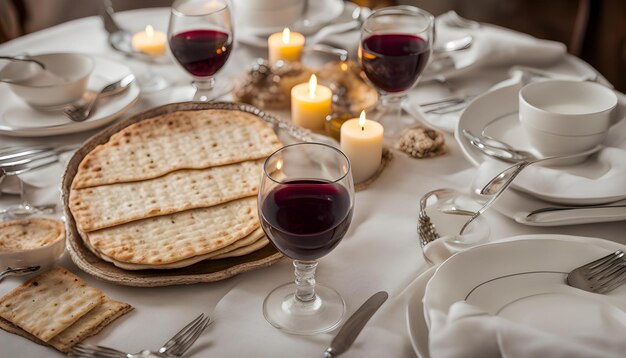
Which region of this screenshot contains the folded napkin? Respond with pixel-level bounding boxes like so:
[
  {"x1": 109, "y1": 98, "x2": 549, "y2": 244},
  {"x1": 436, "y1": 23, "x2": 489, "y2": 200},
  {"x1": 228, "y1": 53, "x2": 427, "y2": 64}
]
[
  {"x1": 429, "y1": 300, "x2": 626, "y2": 358},
  {"x1": 428, "y1": 11, "x2": 566, "y2": 79}
]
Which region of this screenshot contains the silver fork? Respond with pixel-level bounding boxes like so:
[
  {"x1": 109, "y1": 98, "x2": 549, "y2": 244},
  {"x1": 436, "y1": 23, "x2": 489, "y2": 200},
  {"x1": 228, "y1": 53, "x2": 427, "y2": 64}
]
[
  {"x1": 567, "y1": 250, "x2": 626, "y2": 294},
  {"x1": 64, "y1": 74, "x2": 134, "y2": 122},
  {"x1": 70, "y1": 313, "x2": 211, "y2": 358}
]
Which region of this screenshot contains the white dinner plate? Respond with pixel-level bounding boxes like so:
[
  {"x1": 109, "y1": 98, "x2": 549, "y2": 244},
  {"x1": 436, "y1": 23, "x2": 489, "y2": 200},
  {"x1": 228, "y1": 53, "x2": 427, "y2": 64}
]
[
  {"x1": 0, "y1": 56, "x2": 139, "y2": 137},
  {"x1": 423, "y1": 235, "x2": 626, "y2": 340},
  {"x1": 406, "y1": 266, "x2": 436, "y2": 358},
  {"x1": 237, "y1": 0, "x2": 346, "y2": 47},
  {"x1": 456, "y1": 80, "x2": 626, "y2": 205}
]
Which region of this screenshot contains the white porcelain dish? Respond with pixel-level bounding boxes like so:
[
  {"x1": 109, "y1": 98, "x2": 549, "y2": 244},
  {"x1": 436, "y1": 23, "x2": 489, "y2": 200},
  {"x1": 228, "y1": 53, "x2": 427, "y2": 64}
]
[
  {"x1": 233, "y1": 0, "x2": 305, "y2": 33},
  {"x1": 0, "y1": 56, "x2": 139, "y2": 137},
  {"x1": 456, "y1": 82, "x2": 626, "y2": 205},
  {"x1": 4, "y1": 53, "x2": 94, "y2": 109},
  {"x1": 423, "y1": 235, "x2": 626, "y2": 338},
  {"x1": 406, "y1": 267, "x2": 436, "y2": 358}
]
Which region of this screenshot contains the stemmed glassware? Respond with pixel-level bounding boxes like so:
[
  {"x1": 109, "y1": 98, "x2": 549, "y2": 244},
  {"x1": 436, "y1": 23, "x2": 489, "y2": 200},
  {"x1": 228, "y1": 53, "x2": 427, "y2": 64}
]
[
  {"x1": 358, "y1": 5, "x2": 434, "y2": 138},
  {"x1": 258, "y1": 143, "x2": 354, "y2": 335},
  {"x1": 168, "y1": 0, "x2": 234, "y2": 102}
]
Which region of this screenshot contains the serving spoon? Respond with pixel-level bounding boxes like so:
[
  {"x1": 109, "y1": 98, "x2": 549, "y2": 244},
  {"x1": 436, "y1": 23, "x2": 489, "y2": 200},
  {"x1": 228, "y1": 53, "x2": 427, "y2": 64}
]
[{"x1": 0, "y1": 56, "x2": 46, "y2": 83}]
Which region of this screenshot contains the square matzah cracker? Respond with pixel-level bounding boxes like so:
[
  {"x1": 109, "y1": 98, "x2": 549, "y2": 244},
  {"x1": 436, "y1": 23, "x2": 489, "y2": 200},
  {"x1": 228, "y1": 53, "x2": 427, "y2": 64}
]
[
  {"x1": 0, "y1": 298, "x2": 132, "y2": 353},
  {"x1": 0, "y1": 267, "x2": 105, "y2": 342}
]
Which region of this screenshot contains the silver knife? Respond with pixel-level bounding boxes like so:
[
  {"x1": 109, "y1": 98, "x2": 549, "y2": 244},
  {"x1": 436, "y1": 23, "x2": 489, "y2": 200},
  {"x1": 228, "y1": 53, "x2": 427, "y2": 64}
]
[
  {"x1": 324, "y1": 291, "x2": 389, "y2": 357},
  {"x1": 525, "y1": 204, "x2": 626, "y2": 223}
]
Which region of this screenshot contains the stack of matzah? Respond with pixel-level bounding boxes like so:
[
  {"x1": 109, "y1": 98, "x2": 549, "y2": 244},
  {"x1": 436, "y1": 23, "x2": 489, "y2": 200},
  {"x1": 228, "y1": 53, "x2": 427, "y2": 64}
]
[
  {"x1": 68, "y1": 109, "x2": 283, "y2": 270},
  {"x1": 0, "y1": 267, "x2": 132, "y2": 353}
]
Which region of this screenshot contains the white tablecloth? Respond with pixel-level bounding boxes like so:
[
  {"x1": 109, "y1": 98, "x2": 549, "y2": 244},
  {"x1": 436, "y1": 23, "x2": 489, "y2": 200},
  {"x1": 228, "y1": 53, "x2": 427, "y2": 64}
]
[{"x1": 1, "y1": 8, "x2": 625, "y2": 358}]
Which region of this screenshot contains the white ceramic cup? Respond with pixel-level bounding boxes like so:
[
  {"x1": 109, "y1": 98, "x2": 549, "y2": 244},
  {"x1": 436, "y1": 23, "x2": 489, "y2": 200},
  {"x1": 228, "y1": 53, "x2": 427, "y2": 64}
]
[
  {"x1": 232, "y1": 0, "x2": 305, "y2": 34},
  {"x1": 519, "y1": 80, "x2": 617, "y2": 156}
]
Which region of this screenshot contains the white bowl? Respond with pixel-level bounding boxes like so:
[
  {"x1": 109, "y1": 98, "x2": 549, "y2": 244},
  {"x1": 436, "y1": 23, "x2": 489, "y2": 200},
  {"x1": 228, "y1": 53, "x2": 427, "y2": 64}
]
[
  {"x1": 5, "y1": 53, "x2": 93, "y2": 109},
  {"x1": 0, "y1": 218, "x2": 66, "y2": 269},
  {"x1": 234, "y1": 0, "x2": 305, "y2": 33},
  {"x1": 519, "y1": 80, "x2": 617, "y2": 136},
  {"x1": 519, "y1": 80, "x2": 617, "y2": 156}
]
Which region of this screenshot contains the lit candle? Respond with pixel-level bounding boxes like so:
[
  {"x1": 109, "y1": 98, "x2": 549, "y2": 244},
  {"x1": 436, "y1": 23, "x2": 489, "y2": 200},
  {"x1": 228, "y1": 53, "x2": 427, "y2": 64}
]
[
  {"x1": 291, "y1": 74, "x2": 332, "y2": 130},
  {"x1": 268, "y1": 28, "x2": 305, "y2": 63},
  {"x1": 340, "y1": 111, "x2": 384, "y2": 183},
  {"x1": 131, "y1": 25, "x2": 166, "y2": 56}
]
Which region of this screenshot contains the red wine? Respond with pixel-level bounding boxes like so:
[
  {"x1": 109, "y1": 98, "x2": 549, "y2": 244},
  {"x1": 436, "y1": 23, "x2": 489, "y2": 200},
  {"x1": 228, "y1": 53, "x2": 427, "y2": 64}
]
[
  {"x1": 260, "y1": 180, "x2": 352, "y2": 260},
  {"x1": 360, "y1": 34, "x2": 430, "y2": 92},
  {"x1": 169, "y1": 29, "x2": 232, "y2": 77}
]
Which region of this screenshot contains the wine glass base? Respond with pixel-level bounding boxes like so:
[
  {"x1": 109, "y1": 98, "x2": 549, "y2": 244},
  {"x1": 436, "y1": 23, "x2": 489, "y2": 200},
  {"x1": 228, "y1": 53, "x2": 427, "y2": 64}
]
[
  {"x1": 263, "y1": 282, "x2": 346, "y2": 335},
  {"x1": 137, "y1": 74, "x2": 169, "y2": 93},
  {"x1": 192, "y1": 81, "x2": 233, "y2": 102},
  {"x1": 1, "y1": 204, "x2": 55, "y2": 219},
  {"x1": 368, "y1": 97, "x2": 425, "y2": 141}
]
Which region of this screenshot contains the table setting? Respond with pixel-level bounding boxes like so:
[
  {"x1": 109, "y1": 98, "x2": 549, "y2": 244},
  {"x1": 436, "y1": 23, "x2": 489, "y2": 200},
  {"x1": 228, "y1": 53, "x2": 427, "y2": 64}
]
[{"x1": 0, "y1": 0, "x2": 625, "y2": 357}]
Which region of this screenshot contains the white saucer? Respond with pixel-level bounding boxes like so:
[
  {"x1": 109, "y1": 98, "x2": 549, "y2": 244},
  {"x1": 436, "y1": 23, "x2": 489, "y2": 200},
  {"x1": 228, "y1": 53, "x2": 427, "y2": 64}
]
[
  {"x1": 423, "y1": 235, "x2": 626, "y2": 348},
  {"x1": 237, "y1": 0, "x2": 346, "y2": 47},
  {"x1": 0, "y1": 56, "x2": 139, "y2": 137},
  {"x1": 456, "y1": 81, "x2": 626, "y2": 205}
]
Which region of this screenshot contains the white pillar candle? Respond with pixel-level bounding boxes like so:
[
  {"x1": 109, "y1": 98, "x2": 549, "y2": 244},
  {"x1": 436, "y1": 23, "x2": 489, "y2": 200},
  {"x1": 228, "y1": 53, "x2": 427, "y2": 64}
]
[
  {"x1": 340, "y1": 111, "x2": 384, "y2": 183},
  {"x1": 291, "y1": 74, "x2": 332, "y2": 130},
  {"x1": 268, "y1": 28, "x2": 305, "y2": 64},
  {"x1": 131, "y1": 25, "x2": 166, "y2": 56}
]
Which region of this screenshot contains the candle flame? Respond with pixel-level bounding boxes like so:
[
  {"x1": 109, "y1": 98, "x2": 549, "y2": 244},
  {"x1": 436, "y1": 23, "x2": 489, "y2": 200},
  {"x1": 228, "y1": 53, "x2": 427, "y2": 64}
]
[
  {"x1": 276, "y1": 159, "x2": 283, "y2": 170},
  {"x1": 282, "y1": 28, "x2": 290, "y2": 44},
  {"x1": 146, "y1": 25, "x2": 154, "y2": 38},
  {"x1": 309, "y1": 74, "x2": 317, "y2": 98},
  {"x1": 359, "y1": 110, "x2": 366, "y2": 130}
]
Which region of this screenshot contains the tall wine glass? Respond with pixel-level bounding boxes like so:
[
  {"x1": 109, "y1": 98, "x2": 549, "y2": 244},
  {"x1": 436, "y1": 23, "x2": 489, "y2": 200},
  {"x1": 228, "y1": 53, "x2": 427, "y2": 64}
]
[
  {"x1": 168, "y1": 0, "x2": 234, "y2": 102},
  {"x1": 259, "y1": 143, "x2": 354, "y2": 335},
  {"x1": 358, "y1": 6, "x2": 434, "y2": 138}
]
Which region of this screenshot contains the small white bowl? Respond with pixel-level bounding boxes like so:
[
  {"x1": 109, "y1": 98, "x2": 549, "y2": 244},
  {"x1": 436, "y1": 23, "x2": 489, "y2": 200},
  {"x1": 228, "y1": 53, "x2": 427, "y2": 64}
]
[
  {"x1": 0, "y1": 218, "x2": 66, "y2": 270},
  {"x1": 519, "y1": 80, "x2": 617, "y2": 156},
  {"x1": 5, "y1": 53, "x2": 93, "y2": 109}
]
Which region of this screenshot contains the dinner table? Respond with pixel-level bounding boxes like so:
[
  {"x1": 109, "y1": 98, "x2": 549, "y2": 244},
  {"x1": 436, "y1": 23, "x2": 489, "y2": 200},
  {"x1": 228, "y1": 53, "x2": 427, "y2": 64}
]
[{"x1": 1, "y1": 6, "x2": 625, "y2": 358}]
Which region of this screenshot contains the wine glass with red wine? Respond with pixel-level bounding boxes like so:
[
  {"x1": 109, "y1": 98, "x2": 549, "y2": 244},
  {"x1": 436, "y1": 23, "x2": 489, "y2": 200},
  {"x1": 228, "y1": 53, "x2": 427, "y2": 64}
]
[
  {"x1": 359, "y1": 6, "x2": 434, "y2": 138},
  {"x1": 259, "y1": 143, "x2": 354, "y2": 335},
  {"x1": 168, "y1": 0, "x2": 233, "y2": 101}
]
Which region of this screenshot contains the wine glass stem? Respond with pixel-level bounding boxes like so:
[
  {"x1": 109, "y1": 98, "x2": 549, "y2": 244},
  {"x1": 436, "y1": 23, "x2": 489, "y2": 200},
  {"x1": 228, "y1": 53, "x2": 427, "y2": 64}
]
[
  {"x1": 192, "y1": 78, "x2": 215, "y2": 102},
  {"x1": 18, "y1": 178, "x2": 32, "y2": 211},
  {"x1": 379, "y1": 93, "x2": 406, "y2": 122},
  {"x1": 293, "y1": 260, "x2": 318, "y2": 303}
]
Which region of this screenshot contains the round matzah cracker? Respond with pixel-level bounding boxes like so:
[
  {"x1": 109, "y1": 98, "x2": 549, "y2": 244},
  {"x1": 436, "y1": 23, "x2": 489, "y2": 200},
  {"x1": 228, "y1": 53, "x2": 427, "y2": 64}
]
[
  {"x1": 71, "y1": 109, "x2": 282, "y2": 189},
  {"x1": 0, "y1": 218, "x2": 65, "y2": 253},
  {"x1": 69, "y1": 160, "x2": 264, "y2": 232},
  {"x1": 84, "y1": 197, "x2": 260, "y2": 265},
  {"x1": 209, "y1": 237, "x2": 270, "y2": 260},
  {"x1": 92, "y1": 227, "x2": 266, "y2": 270}
]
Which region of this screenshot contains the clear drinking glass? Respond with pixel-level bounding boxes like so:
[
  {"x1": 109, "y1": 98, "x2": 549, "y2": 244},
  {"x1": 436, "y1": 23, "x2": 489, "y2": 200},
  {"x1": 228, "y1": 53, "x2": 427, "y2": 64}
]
[
  {"x1": 258, "y1": 143, "x2": 354, "y2": 335},
  {"x1": 358, "y1": 6, "x2": 434, "y2": 139},
  {"x1": 168, "y1": 0, "x2": 234, "y2": 101}
]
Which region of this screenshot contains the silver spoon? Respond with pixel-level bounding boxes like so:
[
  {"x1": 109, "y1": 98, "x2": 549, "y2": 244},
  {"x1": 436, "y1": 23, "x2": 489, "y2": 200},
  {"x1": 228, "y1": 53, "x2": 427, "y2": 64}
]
[
  {"x1": 433, "y1": 35, "x2": 473, "y2": 54},
  {"x1": 0, "y1": 266, "x2": 40, "y2": 282},
  {"x1": 456, "y1": 145, "x2": 603, "y2": 235},
  {"x1": 0, "y1": 56, "x2": 46, "y2": 83}
]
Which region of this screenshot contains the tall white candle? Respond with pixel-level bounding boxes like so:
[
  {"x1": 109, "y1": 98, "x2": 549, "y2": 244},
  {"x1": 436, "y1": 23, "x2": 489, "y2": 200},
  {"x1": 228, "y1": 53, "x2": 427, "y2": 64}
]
[{"x1": 340, "y1": 111, "x2": 384, "y2": 183}]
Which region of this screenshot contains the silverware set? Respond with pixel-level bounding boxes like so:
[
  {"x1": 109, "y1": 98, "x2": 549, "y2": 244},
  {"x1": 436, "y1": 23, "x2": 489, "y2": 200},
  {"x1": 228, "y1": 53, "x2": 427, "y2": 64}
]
[
  {"x1": 70, "y1": 313, "x2": 212, "y2": 358},
  {"x1": 0, "y1": 145, "x2": 77, "y2": 174}
]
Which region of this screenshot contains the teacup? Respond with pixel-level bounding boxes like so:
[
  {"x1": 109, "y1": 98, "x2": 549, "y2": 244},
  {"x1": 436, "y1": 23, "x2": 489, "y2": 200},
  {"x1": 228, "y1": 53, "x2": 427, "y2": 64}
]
[
  {"x1": 232, "y1": 0, "x2": 306, "y2": 34},
  {"x1": 519, "y1": 80, "x2": 617, "y2": 157},
  {"x1": 2, "y1": 53, "x2": 93, "y2": 109}
]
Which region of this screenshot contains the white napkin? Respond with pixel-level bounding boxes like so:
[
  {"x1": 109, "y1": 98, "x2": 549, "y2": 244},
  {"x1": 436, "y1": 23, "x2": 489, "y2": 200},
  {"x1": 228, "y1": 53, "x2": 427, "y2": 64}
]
[
  {"x1": 429, "y1": 300, "x2": 626, "y2": 358},
  {"x1": 428, "y1": 11, "x2": 566, "y2": 79}
]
